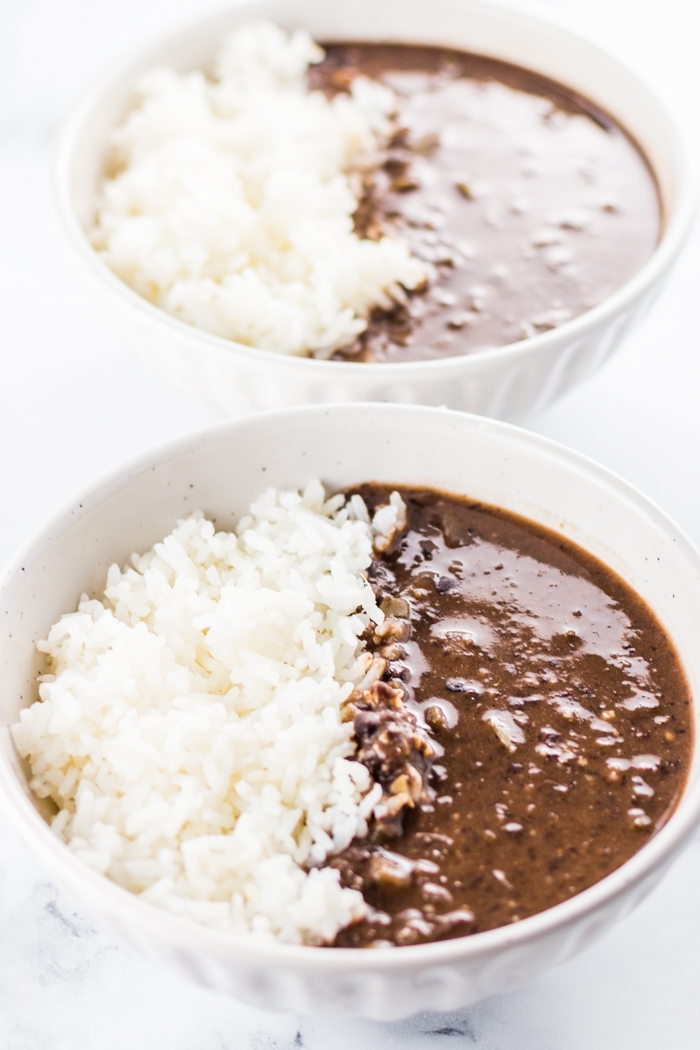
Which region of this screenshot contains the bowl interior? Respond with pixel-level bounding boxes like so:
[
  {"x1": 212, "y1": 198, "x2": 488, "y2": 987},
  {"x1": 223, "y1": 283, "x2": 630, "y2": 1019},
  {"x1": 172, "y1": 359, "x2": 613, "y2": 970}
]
[
  {"x1": 66, "y1": 0, "x2": 680, "y2": 238},
  {"x1": 2, "y1": 405, "x2": 700, "y2": 840}
]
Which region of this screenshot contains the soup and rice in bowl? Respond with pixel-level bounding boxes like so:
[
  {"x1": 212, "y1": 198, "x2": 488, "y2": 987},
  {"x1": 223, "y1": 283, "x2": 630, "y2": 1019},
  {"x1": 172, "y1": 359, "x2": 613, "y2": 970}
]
[
  {"x1": 1, "y1": 404, "x2": 699, "y2": 1017},
  {"x1": 56, "y1": 0, "x2": 695, "y2": 418}
]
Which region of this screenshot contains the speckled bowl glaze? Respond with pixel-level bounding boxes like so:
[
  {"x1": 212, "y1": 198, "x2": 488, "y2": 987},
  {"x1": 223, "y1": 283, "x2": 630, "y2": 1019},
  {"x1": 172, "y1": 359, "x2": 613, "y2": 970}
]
[
  {"x1": 55, "y1": 0, "x2": 694, "y2": 420},
  {"x1": 1, "y1": 404, "x2": 700, "y2": 1019}
]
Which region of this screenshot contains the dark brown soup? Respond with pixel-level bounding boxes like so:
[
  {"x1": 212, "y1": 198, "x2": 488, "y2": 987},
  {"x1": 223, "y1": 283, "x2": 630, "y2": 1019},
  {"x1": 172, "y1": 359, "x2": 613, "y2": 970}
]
[
  {"x1": 308, "y1": 45, "x2": 661, "y2": 363},
  {"x1": 327, "y1": 486, "x2": 691, "y2": 948}
]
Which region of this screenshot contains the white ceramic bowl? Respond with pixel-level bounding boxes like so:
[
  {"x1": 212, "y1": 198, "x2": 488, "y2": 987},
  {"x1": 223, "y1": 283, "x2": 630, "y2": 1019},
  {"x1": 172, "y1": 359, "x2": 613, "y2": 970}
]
[
  {"x1": 1, "y1": 403, "x2": 700, "y2": 1019},
  {"x1": 55, "y1": 0, "x2": 695, "y2": 421}
]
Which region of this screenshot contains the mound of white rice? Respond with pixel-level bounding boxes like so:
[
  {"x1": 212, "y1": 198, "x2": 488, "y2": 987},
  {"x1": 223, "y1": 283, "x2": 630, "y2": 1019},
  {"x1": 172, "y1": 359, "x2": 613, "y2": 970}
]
[
  {"x1": 91, "y1": 22, "x2": 426, "y2": 357},
  {"x1": 12, "y1": 482, "x2": 407, "y2": 944}
]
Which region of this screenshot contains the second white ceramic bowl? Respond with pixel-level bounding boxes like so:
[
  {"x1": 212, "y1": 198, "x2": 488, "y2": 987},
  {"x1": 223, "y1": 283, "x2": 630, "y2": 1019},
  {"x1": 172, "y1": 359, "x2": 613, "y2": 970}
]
[
  {"x1": 56, "y1": 0, "x2": 695, "y2": 420},
  {"x1": 1, "y1": 404, "x2": 699, "y2": 1019}
]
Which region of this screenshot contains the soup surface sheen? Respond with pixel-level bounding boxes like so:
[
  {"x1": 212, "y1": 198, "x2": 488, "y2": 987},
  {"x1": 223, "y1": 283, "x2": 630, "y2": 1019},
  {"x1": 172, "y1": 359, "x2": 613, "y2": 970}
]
[
  {"x1": 329, "y1": 486, "x2": 691, "y2": 948},
  {"x1": 309, "y1": 44, "x2": 661, "y2": 362}
]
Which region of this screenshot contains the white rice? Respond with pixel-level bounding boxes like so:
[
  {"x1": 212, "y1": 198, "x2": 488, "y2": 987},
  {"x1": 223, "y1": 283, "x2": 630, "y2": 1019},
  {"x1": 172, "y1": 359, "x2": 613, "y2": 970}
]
[
  {"x1": 91, "y1": 22, "x2": 427, "y2": 357},
  {"x1": 12, "y1": 481, "x2": 406, "y2": 944}
]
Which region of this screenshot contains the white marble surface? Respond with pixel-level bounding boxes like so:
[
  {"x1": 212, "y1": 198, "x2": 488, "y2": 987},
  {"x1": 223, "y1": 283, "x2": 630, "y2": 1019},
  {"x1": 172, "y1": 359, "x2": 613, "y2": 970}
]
[{"x1": 2, "y1": 0, "x2": 700, "y2": 1045}]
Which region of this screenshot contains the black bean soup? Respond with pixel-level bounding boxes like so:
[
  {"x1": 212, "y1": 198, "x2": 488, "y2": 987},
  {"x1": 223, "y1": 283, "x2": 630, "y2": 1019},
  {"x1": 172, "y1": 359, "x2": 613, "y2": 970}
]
[
  {"x1": 326, "y1": 486, "x2": 691, "y2": 948},
  {"x1": 308, "y1": 45, "x2": 661, "y2": 362}
]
